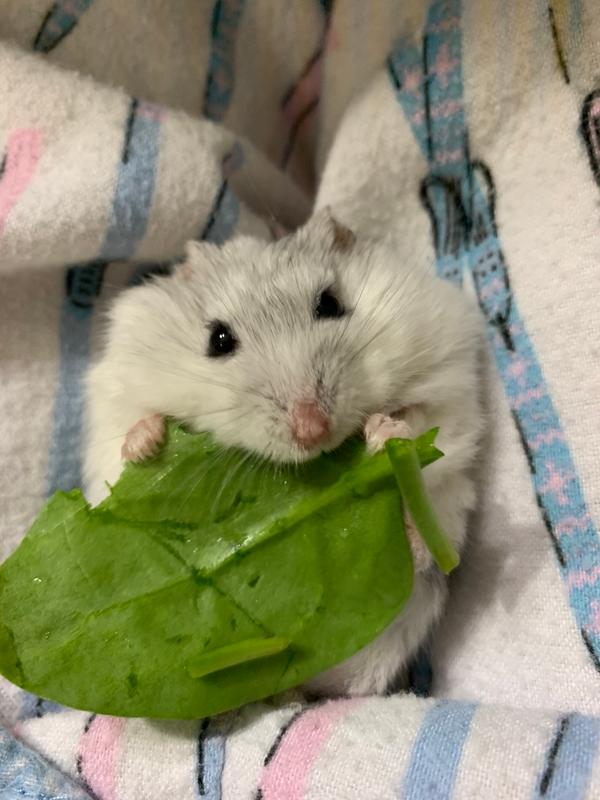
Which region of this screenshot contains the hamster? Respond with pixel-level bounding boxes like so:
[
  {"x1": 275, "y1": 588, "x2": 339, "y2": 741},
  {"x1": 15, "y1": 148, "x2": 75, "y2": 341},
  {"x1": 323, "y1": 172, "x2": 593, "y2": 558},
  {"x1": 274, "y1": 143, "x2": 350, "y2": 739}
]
[{"x1": 84, "y1": 208, "x2": 484, "y2": 697}]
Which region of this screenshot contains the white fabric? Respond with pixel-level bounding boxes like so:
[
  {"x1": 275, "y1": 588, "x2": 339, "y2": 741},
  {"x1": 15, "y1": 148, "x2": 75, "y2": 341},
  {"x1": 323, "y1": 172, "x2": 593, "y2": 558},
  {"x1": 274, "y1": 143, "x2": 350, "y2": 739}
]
[{"x1": 1, "y1": 1, "x2": 600, "y2": 797}]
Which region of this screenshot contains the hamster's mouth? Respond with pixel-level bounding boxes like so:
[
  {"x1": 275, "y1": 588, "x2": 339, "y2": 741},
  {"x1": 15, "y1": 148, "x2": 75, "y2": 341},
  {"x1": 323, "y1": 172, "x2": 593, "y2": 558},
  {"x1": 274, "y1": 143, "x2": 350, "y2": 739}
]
[
  {"x1": 270, "y1": 406, "x2": 417, "y2": 465},
  {"x1": 287, "y1": 425, "x2": 355, "y2": 463},
  {"x1": 318, "y1": 410, "x2": 409, "y2": 456}
]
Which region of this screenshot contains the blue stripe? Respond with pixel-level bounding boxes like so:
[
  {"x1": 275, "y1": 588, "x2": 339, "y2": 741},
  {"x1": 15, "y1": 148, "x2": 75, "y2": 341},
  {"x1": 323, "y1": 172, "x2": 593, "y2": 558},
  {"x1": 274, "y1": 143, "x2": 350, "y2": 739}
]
[
  {"x1": 388, "y1": 0, "x2": 600, "y2": 668},
  {"x1": 201, "y1": 183, "x2": 239, "y2": 244},
  {"x1": 99, "y1": 102, "x2": 162, "y2": 261},
  {"x1": 402, "y1": 701, "x2": 476, "y2": 799},
  {"x1": 201, "y1": 143, "x2": 243, "y2": 244},
  {"x1": 46, "y1": 99, "x2": 162, "y2": 494},
  {"x1": 46, "y1": 295, "x2": 95, "y2": 493},
  {"x1": 33, "y1": 0, "x2": 96, "y2": 54},
  {"x1": 18, "y1": 693, "x2": 63, "y2": 721},
  {"x1": 197, "y1": 719, "x2": 226, "y2": 800},
  {"x1": 203, "y1": 0, "x2": 246, "y2": 122},
  {"x1": 0, "y1": 724, "x2": 91, "y2": 799},
  {"x1": 535, "y1": 714, "x2": 600, "y2": 799}
]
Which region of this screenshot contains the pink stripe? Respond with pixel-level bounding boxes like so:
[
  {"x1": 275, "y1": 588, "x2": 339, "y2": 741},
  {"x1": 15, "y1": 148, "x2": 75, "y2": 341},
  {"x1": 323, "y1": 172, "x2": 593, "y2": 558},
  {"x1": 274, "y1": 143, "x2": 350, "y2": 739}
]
[
  {"x1": 530, "y1": 429, "x2": 566, "y2": 450},
  {"x1": 539, "y1": 462, "x2": 574, "y2": 506},
  {"x1": 402, "y1": 67, "x2": 423, "y2": 95},
  {"x1": 63, "y1": 1, "x2": 80, "y2": 14},
  {"x1": 568, "y1": 566, "x2": 600, "y2": 591},
  {"x1": 47, "y1": 20, "x2": 63, "y2": 36},
  {"x1": 137, "y1": 101, "x2": 166, "y2": 122},
  {"x1": 479, "y1": 276, "x2": 506, "y2": 301},
  {"x1": 411, "y1": 100, "x2": 462, "y2": 126},
  {"x1": 587, "y1": 601, "x2": 600, "y2": 635},
  {"x1": 432, "y1": 99, "x2": 463, "y2": 119},
  {"x1": 511, "y1": 386, "x2": 545, "y2": 410},
  {"x1": 283, "y1": 57, "x2": 323, "y2": 127},
  {"x1": 556, "y1": 514, "x2": 592, "y2": 537},
  {"x1": 433, "y1": 148, "x2": 463, "y2": 166},
  {"x1": 260, "y1": 699, "x2": 362, "y2": 800},
  {"x1": 428, "y1": 16, "x2": 460, "y2": 34},
  {"x1": 508, "y1": 357, "x2": 529, "y2": 379},
  {"x1": 222, "y1": 142, "x2": 244, "y2": 178},
  {"x1": 325, "y1": 27, "x2": 340, "y2": 50},
  {"x1": 0, "y1": 129, "x2": 43, "y2": 237},
  {"x1": 79, "y1": 716, "x2": 125, "y2": 800},
  {"x1": 509, "y1": 322, "x2": 524, "y2": 337}
]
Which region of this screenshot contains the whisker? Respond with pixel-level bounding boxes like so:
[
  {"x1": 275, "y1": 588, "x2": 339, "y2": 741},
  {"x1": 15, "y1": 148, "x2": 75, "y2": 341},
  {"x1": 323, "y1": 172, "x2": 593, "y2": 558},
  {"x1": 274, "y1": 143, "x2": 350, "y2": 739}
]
[
  {"x1": 213, "y1": 408, "x2": 254, "y2": 435},
  {"x1": 208, "y1": 448, "x2": 254, "y2": 518}
]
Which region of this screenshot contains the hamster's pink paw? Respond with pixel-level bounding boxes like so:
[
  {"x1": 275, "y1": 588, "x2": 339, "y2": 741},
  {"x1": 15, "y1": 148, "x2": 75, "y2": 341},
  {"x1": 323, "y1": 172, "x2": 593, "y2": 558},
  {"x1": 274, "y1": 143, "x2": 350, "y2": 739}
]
[
  {"x1": 364, "y1": 413, "x2": 412, "y2": 454},
  {"x1": 121, "y1": 414, "x2": 165, "y2": 462}
]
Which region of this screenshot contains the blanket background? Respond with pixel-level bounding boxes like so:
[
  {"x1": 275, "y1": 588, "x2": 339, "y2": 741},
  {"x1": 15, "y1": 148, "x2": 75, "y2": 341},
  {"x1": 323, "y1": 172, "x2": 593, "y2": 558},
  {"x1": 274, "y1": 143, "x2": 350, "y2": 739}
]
[{"x1": 1, "y1": 1, "x2": 600, "y2": 797}]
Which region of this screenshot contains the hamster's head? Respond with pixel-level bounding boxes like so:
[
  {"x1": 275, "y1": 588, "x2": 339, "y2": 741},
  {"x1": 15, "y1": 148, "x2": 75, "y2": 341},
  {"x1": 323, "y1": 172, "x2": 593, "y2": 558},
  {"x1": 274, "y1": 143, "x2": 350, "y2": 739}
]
[{"x1": 107, "y1": 208, "x2": 479, "y2": 463}]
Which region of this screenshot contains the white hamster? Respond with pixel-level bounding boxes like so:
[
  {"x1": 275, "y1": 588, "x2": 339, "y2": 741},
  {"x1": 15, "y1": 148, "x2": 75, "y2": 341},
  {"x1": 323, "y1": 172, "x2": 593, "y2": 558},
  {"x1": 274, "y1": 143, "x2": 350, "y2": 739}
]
[{"x1": 84, "y1": 208, "x2": 484, "y2": 697}]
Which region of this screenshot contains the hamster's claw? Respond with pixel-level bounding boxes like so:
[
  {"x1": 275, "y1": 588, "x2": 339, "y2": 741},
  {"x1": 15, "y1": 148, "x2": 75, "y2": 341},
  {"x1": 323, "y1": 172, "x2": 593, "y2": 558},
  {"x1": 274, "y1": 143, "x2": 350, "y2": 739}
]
[{"x1": 121, "y1": 413, "x2": 165, "y2": 462}]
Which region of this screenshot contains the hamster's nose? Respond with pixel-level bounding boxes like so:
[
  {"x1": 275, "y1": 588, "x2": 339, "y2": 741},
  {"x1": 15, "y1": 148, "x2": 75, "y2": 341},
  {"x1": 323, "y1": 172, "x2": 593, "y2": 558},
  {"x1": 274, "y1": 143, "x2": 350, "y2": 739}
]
[{"x1": 291, "y1": 400, "x2": 330, "y2": 449}]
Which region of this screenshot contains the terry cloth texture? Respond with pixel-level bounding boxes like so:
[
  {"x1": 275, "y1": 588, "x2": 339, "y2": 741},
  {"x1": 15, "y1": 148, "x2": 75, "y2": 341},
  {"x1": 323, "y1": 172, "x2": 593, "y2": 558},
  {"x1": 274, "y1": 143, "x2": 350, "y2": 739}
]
[{"x1": 1, "y1": 1, "x2": 600, "y2": 798}]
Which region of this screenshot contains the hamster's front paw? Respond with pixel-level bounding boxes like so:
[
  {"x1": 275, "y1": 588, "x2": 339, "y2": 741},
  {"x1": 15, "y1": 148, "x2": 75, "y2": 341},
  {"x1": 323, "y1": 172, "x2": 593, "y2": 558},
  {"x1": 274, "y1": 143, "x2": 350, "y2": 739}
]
[
  {"x1": 364, "y1": 413, "x2": 432, "y2": 573},
  {"x1": 364, "y1": 413, "x2": 412, "y2": 454},
  {"x1": 121, "y1": 414, "x2": 165, "y2": 462}
]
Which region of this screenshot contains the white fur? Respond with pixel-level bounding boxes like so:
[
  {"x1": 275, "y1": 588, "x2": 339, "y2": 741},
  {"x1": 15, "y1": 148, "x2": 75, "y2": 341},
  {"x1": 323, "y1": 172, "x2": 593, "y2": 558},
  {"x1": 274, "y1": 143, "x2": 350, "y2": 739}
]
[{"x1": 84, "y1": 209, "x2": 484, "y2": 697}]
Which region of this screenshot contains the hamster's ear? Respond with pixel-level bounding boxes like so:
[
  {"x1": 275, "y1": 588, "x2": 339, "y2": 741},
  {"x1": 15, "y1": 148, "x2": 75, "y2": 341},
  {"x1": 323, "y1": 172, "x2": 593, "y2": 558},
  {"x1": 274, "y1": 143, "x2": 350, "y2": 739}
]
[
  {"x1": 300, "y1": 206, "x2": 356, "y2": 254},
  {"x1": 175, "y1": 240, "x2": 222, "y2": 280}
]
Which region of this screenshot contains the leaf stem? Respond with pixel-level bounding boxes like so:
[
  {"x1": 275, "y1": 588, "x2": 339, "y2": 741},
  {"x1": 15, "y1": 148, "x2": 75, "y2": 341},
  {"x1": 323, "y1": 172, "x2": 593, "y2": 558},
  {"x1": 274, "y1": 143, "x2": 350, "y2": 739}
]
[
  {"x1": 187, "y1": 637, "x2": 290, "y2": 678},
  {"x1": 226, "y1": 432, "x2": 445, "y2": 564},
  {"x1": 384, "y1": 438, "x2": 459, "y2": 575}
]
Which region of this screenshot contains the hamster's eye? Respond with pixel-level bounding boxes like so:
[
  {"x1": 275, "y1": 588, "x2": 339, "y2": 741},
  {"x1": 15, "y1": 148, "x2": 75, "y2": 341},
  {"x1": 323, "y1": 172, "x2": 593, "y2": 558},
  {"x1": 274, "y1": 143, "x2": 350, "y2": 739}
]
[
  {"x1": 208, "y1": 321, "x2": 238, "y2": 358},
  {"x1": 314, "y1": 288, "x2": 345, "y2": 320}
]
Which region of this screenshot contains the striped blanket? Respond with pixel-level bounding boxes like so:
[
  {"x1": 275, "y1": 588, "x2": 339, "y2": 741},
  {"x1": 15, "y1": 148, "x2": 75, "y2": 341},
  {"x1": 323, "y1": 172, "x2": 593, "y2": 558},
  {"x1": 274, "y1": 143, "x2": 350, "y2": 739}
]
[{"x1": 1, "y1": 1, "x2": 600, "y2": 797}]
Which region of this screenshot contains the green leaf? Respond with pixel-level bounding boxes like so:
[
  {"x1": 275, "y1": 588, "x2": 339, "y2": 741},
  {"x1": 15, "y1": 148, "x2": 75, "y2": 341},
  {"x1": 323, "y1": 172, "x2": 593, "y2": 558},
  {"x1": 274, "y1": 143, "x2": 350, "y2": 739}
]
[
  {"x1": 0, "y1": 423, "x2": 443, "y2": 719},
  {"x1": 385, "y1": 437, "x2": 459, "y2": 574}
]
